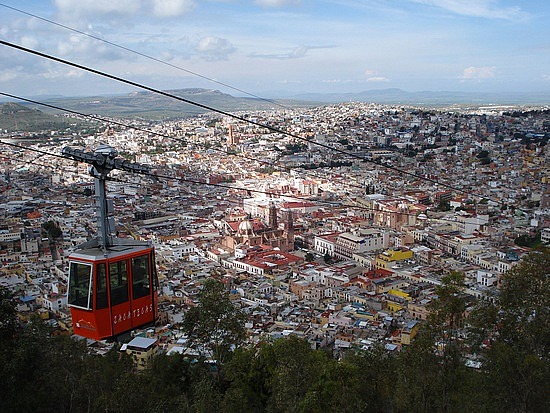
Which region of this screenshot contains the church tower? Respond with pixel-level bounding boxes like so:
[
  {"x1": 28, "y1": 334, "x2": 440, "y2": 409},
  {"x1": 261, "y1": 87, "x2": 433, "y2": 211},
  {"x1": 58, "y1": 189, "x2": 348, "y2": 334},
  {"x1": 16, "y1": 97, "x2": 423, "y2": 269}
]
[
  {"x1": 283, "y1": 209, "x2": 294, "y2": 249},
  {"x1": 268, "y1": 201, "x2": 278, "y2": 229}
]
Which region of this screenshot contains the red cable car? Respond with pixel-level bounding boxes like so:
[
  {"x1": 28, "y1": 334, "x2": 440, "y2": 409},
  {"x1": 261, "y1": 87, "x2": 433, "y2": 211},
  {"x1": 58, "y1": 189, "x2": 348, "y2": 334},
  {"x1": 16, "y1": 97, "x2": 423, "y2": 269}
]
[
  {"x1": 64, "y1": 145, "x2": 159, "y2": 340},
  {"x1": 68, "y1": 241, "x2": 158, "y2": 340}
]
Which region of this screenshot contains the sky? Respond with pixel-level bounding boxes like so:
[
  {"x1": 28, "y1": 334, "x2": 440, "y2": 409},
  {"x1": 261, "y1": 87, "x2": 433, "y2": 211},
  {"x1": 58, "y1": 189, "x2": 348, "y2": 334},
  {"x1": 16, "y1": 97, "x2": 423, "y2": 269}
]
[{"x1": 0, "y1": 0, "x2": 549, "y2": 99}]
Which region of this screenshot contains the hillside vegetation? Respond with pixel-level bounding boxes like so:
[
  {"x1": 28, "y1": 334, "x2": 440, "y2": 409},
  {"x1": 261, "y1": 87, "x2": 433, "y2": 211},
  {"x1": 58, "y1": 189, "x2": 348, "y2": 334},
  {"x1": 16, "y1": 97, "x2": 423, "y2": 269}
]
[{"x1": 0, "y1": 248, "x2": 548, "y2": 413}]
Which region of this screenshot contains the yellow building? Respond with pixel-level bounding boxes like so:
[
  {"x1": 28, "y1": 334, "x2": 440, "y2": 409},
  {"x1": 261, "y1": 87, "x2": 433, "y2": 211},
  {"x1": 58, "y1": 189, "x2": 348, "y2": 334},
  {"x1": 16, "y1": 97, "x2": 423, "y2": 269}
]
[
  {"x1": 376, "y1": 248, "x2": 413, "y2": 269},
  {"x1": 388, "y1": 288, "x2": 411, "y2": 300},
  {"x1": 401, "y1": 320, "x2": 420, "y2": 345},
  {"x1": 408, "y1": 299, "x2": 431, "y2": 321},
  {"x1": 386, "y1": 301, "x2": 404, "y2": 314},
  {"x1": 124, "y1": 336, "x2": 159, "y2": 371}
]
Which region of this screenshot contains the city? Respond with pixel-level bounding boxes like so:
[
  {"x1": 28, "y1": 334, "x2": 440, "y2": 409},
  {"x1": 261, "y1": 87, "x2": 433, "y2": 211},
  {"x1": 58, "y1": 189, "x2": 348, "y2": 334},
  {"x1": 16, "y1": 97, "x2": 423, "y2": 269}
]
[
  {"x1": 0, "y1": 0, "x2": 549, "y2": 409},
  {"x1": 1, "y1": 101, "x2": 548, "y2": 355}
]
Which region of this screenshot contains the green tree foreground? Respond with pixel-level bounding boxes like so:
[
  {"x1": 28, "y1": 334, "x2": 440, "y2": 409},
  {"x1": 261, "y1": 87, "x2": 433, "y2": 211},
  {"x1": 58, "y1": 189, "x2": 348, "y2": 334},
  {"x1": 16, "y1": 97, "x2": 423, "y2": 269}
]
[{"x1": 0, "y1": 248, "x2": 548, "y2": 412}]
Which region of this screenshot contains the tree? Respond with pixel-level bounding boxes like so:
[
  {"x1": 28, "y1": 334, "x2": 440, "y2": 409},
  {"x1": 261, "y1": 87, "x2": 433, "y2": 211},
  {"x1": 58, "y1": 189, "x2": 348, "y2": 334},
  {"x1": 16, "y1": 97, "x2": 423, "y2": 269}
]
[
  {"x1": 266, "y1": 336, "x2": 327, "y2": 413},
  {"x1": 395, "y1": 272, "x2": 473, "y2": 413},
  {"x1": 514, "y1": 232, "x2": 541, "y2": 248},
  {"x1": 428, "y1": 272, "x2": 467, "y2": 338},
  {"x1": 183, "y1": 278, "x2": 246, "y2": 367},
  {"x1": 476, "y1": 150, "x2": 489, "y2": 159},
  {"x1": 468, "y1": 248, "x2": 550, "y2": 413},
  {"x1": 221, "y1": 345, "x2": 273, "y2": 412},
  {"x1": 437, "y1": 200, "x2": 451, "y2": 211},
  {"x1": 0, "y1": 287, "x2": 17, "y2": 343},
  {"x1": 497, "y1": 248, "x2": 549, "y2": 358},
  {"x1": 485, "y1": 248, "x2": 549, "y2": 412},
  {"x1": 304, "y1": 252, "x2": 315, "y2": 262},
  {"x1": 42, "y1": 220, "x2": 62, "y2": 240}
]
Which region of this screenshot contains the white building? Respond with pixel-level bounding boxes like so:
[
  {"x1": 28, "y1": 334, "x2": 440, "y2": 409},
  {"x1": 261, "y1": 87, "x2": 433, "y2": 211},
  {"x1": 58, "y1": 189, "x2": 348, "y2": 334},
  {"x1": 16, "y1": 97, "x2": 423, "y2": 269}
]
[
  {"x1": 542, "y1": 227, "x2": 550, "y2": 245},
  {"x1": 314, "y1": 233, "x2": 338, "y2": 256},
  {"x1": 476, "y1": 270, "x2": 497, "y2": 287},
  {"x1": 334, "y1": 230, "x2": 385, "y2": 259}
]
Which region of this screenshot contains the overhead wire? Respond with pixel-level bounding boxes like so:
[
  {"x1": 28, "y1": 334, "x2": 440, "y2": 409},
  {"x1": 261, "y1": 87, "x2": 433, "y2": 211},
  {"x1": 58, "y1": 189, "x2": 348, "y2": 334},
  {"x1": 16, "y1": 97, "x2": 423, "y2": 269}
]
[
  {"x1": 0, "y1": 2, "x2": 424, "y2": 192},
  {"x1": 0, "y1": 2, "x2": 292, "y2": 111},
  {"x1": 0, "y1": 140, "x2": 493, "y2": 227},
  {"x1": 0, "y1": 139, "x2": 344, "y2": 209},
  {"x1": 1, "y1": 92, "x2": 371, "y2": 191},
  {"x1": 0, "y1": 91, "x2": 279, "y2": 168},
  {"x1": 0, "y1": 39, "x2": 497, "y2": 208}
]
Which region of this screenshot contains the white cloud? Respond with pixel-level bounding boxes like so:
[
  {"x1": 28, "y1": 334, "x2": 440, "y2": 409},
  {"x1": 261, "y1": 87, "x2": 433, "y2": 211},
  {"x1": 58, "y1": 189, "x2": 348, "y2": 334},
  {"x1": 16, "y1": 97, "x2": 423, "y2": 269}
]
[
  {"x1": 54, "y1": 0, "x2": 194, "y2": 20},
  {"x1": 53, "y1": 0, "x2": 141, "y2": 18},
  {"x1": 460, "y1": 66, "x2": 496, "y2": 80},
  {"x1": 0, "y1": 69, "x2": 20, "y2": 82},
  {"x1": 250, "y1": 45, "x2": 331, "y2": 60},
  {"x1": 195, "y1": 36, "x2": 235, "y2": 61},
  {"x1": 366, "y1": 76, "x2": 389, "y2": 82},
  {"x1": 41, "y1": 67, "x2": 84, "y2": 80},
  {"x1": 542, "y1": 75, "x2": 550, "y2": 81},
  {"x1": 288, "y1": 45, "x2": 310, "y2": 59},
  {"x1": 58, "y1": 34, "x2": 119, "y2": 58},
  {"x1": 411, "y1": 0, "x2": 528, "y2": 20},
  {"x1": 19, "y1": 36, "x2": 40, "y2": 50},
  {"x1": 364, "y1": 69, "x2": 377, "y2": 76},
  {"x1": 321, "y1": 79, "x2": 355, "y2": 84},
  {"x1": 152, "y1": 0, "x2": 195, "y2": 18},
  {"x1": 254, "y1": 0, "x2": 301, "y2": 8}
]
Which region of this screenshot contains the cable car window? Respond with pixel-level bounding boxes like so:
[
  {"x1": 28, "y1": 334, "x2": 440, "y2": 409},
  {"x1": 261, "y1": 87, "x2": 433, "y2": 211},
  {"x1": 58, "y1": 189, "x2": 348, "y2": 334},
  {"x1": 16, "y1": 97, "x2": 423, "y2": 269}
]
[
  {"x1": 96, "y1": 263, "x2": 108, "y2": 309},
  {"x1": 132, "y1": 255, "x2": 150, "y2": 300},
  {"x1": 109, "y1": 260, "x2": 128, "y2": 306},
  {"x1": 69, "y1": 262, "x2": 93, "y2": 309},
  {"x1": 152, "y1": 252, "x2": 159, "y2": 291}
]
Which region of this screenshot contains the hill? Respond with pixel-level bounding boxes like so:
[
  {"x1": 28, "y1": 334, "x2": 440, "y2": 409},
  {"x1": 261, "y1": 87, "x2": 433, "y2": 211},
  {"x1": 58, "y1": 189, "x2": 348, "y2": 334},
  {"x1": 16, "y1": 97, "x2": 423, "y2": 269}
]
[
  {"x1": 3, "y1": 88, "x2": 547, "y2": 131},
  {"x1": 29, "y1": 88, "x2": 320, "y2": 120},
  {"x1": 0, "y1": 102, "x2": 74, "y2": 132}
]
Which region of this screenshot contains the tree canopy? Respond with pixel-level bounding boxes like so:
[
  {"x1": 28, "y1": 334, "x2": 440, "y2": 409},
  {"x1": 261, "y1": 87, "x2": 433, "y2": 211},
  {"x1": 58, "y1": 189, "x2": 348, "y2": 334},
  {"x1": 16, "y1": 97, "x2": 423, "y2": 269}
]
[{"x1": 0, "y1": 249, "x2": 548, "y2": 412}]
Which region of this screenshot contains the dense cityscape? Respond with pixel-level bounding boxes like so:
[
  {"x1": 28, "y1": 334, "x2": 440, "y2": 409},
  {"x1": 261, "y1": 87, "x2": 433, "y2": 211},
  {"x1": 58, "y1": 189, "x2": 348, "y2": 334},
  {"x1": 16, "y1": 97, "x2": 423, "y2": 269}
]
[
  {"x1": 1, "y1": 100, "x2": 548, "y2": 351},
  {"x1": 1, "y1": 0, "x2": 549, "y2": 410},
  {"x1": 1, "y1": 97, "x2": 549, "y2": 411}
]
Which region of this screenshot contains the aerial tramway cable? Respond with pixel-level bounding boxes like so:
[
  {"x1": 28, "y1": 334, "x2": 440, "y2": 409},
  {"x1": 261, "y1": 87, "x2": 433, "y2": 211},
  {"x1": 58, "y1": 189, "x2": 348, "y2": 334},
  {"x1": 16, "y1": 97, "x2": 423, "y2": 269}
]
[
  {"x1": 0, "y1": 3, "x2": 290, "y2": 111},
  {"x1": 0, "y1": 139, "x2": 504, "y2": 226},
  {"x1": 0, "y1": 91, "x2": 371, "y2": 192},
  {"x1": 0, "y1": 39, "x2": 489, "y2": 204}
]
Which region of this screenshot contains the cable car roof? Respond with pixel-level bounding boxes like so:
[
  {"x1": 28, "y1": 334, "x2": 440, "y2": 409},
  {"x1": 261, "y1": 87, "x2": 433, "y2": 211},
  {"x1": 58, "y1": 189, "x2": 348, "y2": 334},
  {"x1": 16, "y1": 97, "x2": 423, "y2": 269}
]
[{"x1": 69, "y1": 239, "x2": 153, "y2": 262}]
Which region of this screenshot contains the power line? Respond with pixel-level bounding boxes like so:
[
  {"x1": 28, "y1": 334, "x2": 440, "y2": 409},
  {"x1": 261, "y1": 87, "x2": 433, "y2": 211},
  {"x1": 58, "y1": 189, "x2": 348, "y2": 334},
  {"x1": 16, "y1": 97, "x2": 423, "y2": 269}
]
[
  {"x1": 0, "y1": 92, "x2": 374, "y2": 196},
  {"x1": 0, "y1": 139, "x2": 344, "y2": 208},
  {"x1": 0, "y1": 39, "x2": 491, "y2": 205},
  {"x1": 0, "y1": 91, "x2": 278, "y2": 168},
  {"x1": 0, "y1": 2, "x2": 291, "y2": 111},
  {"x1": 1, "y1": 91, "x2": 370, "y2": 190},
  {"x1": 0, "y1": 140, "x2": 499, "y2": 227}
]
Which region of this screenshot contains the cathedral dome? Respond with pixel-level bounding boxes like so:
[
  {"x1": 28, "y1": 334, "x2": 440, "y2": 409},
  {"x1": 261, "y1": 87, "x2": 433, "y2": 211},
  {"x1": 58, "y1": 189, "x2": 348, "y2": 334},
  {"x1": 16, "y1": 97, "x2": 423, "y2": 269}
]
[{"x1": 238, "y1": 219, "x2": 254, "y2": 234}]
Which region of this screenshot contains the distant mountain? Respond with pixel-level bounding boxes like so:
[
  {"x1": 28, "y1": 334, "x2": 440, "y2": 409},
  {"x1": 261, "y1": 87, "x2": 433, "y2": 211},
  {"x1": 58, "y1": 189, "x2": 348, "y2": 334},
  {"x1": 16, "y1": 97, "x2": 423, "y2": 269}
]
[
  {"x1": 291, "y1": 88, "x2": 550, "y2": 106},
  {"x1": 4, "y1": 88, "x2": 548, "y2": 131},
  {"x1": 29, "y1": 88, "x2": 319, "y2": 120}
]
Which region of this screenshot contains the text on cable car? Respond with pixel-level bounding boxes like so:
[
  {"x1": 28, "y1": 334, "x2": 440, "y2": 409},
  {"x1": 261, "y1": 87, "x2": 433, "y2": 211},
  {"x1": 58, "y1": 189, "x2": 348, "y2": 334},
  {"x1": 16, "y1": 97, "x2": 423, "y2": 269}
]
[{"x1": 112, "y1": 304, "x2": 153, "y2": 325}]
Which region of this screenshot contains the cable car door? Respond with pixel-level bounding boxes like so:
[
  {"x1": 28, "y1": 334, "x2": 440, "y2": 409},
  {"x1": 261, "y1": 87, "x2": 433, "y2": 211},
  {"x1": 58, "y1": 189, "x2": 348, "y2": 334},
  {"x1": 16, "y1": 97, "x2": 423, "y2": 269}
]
[
  {"x1": 130, "y1": 253, "x2": 155, "y2": 328},
  {"x1": 108, "y1": 259, "x2": 132, "y2": 335}
]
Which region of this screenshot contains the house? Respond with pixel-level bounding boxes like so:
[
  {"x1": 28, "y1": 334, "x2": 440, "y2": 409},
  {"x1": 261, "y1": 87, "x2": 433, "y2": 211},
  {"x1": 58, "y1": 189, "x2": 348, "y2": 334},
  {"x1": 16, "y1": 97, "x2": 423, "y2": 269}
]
[
  {"x1": 375, "y1": 248, "x2": 413, "y2": 269},
  {"x1": 123, "y1": 336, "x2": 159, "y2": 371},
  {"x1": 401, "y1": 320, "x2": 420, "y2": 345}
]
